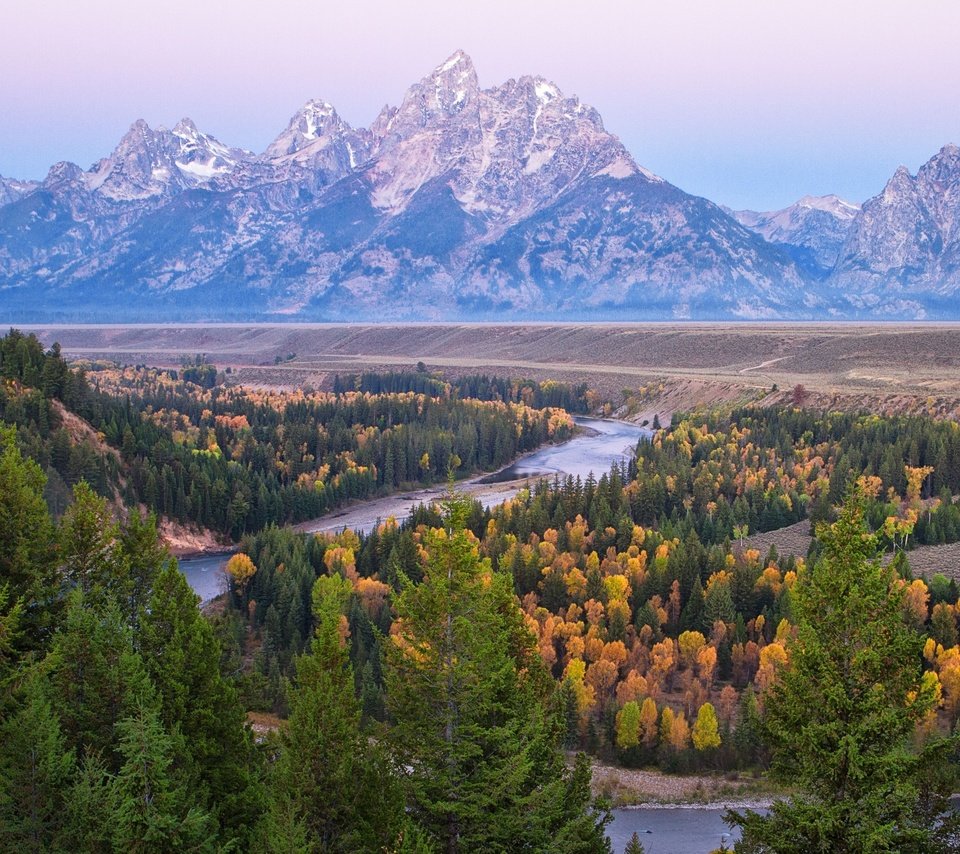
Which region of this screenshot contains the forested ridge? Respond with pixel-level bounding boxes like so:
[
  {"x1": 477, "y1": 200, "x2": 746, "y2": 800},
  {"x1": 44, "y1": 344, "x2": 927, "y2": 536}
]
[
  {"x1": 6, "y1": 326, "x2": 960, "y2": 850},
  {"x1": 0, "y1": 329, "x2": 577, "y2": 538}
]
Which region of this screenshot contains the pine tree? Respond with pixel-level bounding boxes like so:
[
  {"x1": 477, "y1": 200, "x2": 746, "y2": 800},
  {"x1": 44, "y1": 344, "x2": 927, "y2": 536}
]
[
  {"x1": 0, "y1": 426, "x2": 56, "y2": 647},
  {"x1": 139, "y1": 562, "x2": 260, "y2": 844},
  {"x1": 261, "y1": 573, "x2": 404, "y2": 852},
  {"x1": 110, "y1": 695, "x2": 216, "y2": 853},
  {"x1": 624, "y1": 832, "x2": 646, "y2": 854},
  {"x1": 0, "y1": 673, "x2": 75, "y2": 851},
  {"x1": 0, "y1": 583, "x2": 24, "y2": 690},
  {"x1": 387, "y1": 495, "x2": 610, "y2": 853},
  {"x1": 45, "y1": 591, "x2": 152, "y2": 766},
  {"x1": 63, "y1": 754, "x2": 115, "y2": 852},
  {"x1": 732, "y1": 685, "x2": 761, "y2": 768},
  {"x1": 118, "y1": 509, "x2": 170, "y2": 630},
  {"x1": 59, "y1": 481, "x2": 128, "y2": 608},
  {"x1": 730, "y1": 488, "x2": 960, "y2": 852}
]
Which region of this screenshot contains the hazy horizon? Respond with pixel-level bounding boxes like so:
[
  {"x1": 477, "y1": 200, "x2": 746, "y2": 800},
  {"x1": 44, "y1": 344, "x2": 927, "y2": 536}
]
[{"x1": 3, "y1": 0, "x2": 959, "y2": 210}]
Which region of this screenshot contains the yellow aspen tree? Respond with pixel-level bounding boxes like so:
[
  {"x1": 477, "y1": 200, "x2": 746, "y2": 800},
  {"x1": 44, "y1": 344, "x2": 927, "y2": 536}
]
[
  {"x1": 616, "y1": 701, "x2": 641, "y2": 750},
  {"x1": 225, "y1": 553, "x2": 256, "y2": 594},
  {"x1": 640, "y1": 697, "x2": 659, "y2": 747},
  {"x1": 692, "y1": 702, "x2": 722, "y2": 751},
  {"x1": 668, "y1": 711, "x2": 691, "y2": 751}
]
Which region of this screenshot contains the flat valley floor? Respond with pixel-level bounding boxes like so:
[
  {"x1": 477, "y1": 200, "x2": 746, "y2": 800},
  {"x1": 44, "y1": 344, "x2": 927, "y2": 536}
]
[
  {"x1": 18, "y1": 322, "x2": 960, "y2": 422},
  {"x1": 22, "y1": 320, "x2": 960, "y2": 577}
]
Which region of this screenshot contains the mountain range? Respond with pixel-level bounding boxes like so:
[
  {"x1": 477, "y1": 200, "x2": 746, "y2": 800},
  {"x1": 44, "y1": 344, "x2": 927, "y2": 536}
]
[{"x1": 1, "y1": 51, "x2": 958, "y2": 321}]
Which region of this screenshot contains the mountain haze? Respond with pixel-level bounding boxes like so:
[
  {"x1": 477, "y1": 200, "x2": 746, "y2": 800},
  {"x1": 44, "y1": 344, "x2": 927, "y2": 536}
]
[{"x1": 0, "y1": 53, "x2": 956, "y2": 320}]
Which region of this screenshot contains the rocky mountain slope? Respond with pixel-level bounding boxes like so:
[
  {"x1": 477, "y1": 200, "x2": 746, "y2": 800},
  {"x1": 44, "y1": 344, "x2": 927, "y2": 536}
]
[
  {"x1": 829, "y1": 144, "x2": 960, "y2": 317},
  {"x1": 0, "y1": 53, "x2": 956, "y2": 320},
  {"x1": 729, "y1": 195, "x2": 860, "y2": 273}
]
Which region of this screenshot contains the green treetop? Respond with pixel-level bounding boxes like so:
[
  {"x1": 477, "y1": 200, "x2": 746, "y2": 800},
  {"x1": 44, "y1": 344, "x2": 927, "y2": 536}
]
[
  {"x1": 386, "y1": 494, "x2": 610, "y2": 853},
  {"x1": 730, "y1": 486, "x2": 960, "y2": 852}
]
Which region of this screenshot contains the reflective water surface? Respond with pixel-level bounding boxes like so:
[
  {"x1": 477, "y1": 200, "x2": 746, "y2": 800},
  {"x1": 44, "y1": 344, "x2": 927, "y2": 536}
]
[
  {"x1": 180, "y1": 417, "x2": 650, "y2": 596},
  {"x1": 608, "y1": 807, "x2": 741, "y2": 854}
]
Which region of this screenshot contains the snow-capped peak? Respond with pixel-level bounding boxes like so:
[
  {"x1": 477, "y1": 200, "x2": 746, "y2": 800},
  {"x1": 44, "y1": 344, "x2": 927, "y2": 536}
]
[
  {"x1": 264, "y1": 99, "x2": 354, "y2": 159},
  {"x1": 436, "y1": 49, "x2": 473, "y2": 74},
  {"x1": 426, "y1": 50, "x2": 479, "y2": 112},
  {"x1": 534, "y1": 79, "x2": 561, "y2": 103},
  {"x1": 795, "y1": 194, "x2": 860, "y2": 219},
  {"x1": 79, "y1": 117, "x2": 250, "y2": 199}
]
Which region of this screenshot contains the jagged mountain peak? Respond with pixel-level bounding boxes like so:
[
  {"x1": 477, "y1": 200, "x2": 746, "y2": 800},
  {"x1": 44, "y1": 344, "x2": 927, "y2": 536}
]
[
  {"x1": 80, "y1": 117, "x2": 249, "y2": 200},
  {"x1": 172, "y1": 117, "x2": 200, "y2": 136},
  {"x1": 432, "y1": 49, "x2": 476, "y2": 81},
  {"x1": 919, "y1": 143, "x2": 960, "y2": 186},
  {"x1": 400, "y1": 49, "x2": 481, "y2": 123},
  {"x1": 0, "y1": 174, "x2": 38, "y2": 206},
  {"x1": 730, "y1": 193, "x2": 861, "y2": 272},
  {"x1": 830, "y1": 144, "x2": 960, "y2": 305},
  {"x1": 264, "y1": 99, "x2": 354, "y2": 159},
  {"x1": 43, "y1": 160, "x2": 85, "y2": 188},
  {"x1": 7, "y1": 56, "x2": 959, "y2": 321}
]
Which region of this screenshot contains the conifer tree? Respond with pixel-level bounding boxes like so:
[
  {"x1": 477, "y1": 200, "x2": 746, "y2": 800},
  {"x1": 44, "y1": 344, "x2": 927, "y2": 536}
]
[
  {"x1": 119, "y1": 509, "x2": 170, "y2": 630},
  {"x1": 59, "y1": 482, "x2": 128, "y2": 608},
  {"x1": 387, "y1": 494, "x2": 610, "y2": 853},
  {"x1": 45, "y1": 591, "x2": 152, "y2": 766},
  {"x1": 110, "y1": 695, "x2": 216, "y2": 853},
  {"x1": 63, "y1": 754, "x2": 115, "y2": 852},
  {"x1": 730, "y1": 488, "x2": 960, "y2": 852},
  {"x1": 260, "y1": 573, "x2": 404, "y2": 852},
  {"x1": 139, "y1": 562, "x2": 260, "y2": 843},
  {"x1": 0, "y1": 673, "x2": 75, "y2": 851},
  {"x1": 0, "y1": 426, "x2": 56, "y2": 646}
]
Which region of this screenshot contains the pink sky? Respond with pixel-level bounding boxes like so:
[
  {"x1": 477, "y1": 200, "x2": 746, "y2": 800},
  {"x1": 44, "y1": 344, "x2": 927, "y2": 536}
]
[{"x1": 2, "y1": 0, "x2": 958, "y2": 209}]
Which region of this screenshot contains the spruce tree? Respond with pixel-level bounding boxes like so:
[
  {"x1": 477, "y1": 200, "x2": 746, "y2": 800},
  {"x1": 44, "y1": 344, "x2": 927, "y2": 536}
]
[
  {"x1": 119, "y1": 509, "x2": 170, "y2": 630},
  {"x1": 0, "y1": 426, "x2": 56, "y2": 647},
  {"x1": 139, "y1": 562, "x2": 261, "y2": 844},
  {"x1": 63, "y1": 754, "x2": 115, "y2": 852},
  {"x1": 260, "y1": 573, "x2": 404, "y2": 852},
  {"x1": 386, "y1": 495, "x2": 610, "y2": 853},
  {"x1": 45, "y1": 591, "x2": 152, "y2": 767},
  {"x1": 110, "y1": 695, "x2": 216, "y2": 853},
  {"x1": 730, "y1": 488, "x2": 960, "y2": 852},
  {"x1": 59, "y1": 481, "x2": 128, "y2": 608},
  {"x1": 0, "y1": 673, "x2": 75, "y2": 851}
]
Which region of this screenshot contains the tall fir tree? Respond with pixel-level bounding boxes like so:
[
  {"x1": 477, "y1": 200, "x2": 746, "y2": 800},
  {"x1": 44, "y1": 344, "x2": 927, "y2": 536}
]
[
  {"x1": 0, "y1": 673, "x2": 75, "y2": 852},
  {"x1": 110, "y1": 695, "x2": 216, "y2": 854},
  {"x1": 44, "y1": 591, "x2": 152, "y2": 767},
  {"x1": 139, "y1": 562, "x2": 261, "y2": 845},
  {"x1": 730, "y1": 488, "x2": 960, "y2": 852},
  {"x1": 0, "y1": 426, "x2": 56, "y2": 647},
  {"x1": 258, "y1": 573, "x2": 404, "y2": 853},
  {"x1": 386, "y1": 494, "x2": 610, "y2": 853},
  {"x1": 59, "y1": 481, "x2": 128, "y2": 608}
]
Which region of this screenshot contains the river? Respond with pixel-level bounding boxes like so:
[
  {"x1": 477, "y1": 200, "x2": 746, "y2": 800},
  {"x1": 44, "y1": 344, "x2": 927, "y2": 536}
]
[
  {"x1": 608, "y1": 807, "x2": 741, "y2": 853},
  {"x1": 179, "y1": 416, "x2": 648, "y2": 599},
  {"x1": 297, "y1": 416, "x2": 648, "y2": 537},
  {"x1": 177, "y1": 418, "x2": 749, "y2": 851}
]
